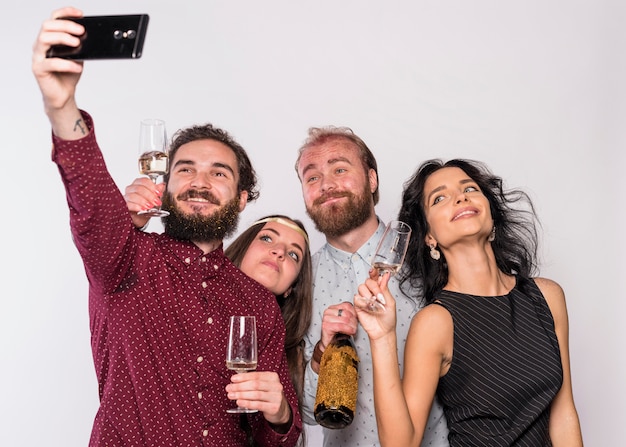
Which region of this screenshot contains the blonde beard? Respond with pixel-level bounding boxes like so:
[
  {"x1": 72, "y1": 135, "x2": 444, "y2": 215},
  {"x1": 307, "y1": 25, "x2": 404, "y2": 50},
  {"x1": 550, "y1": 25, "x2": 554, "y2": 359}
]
[{"x1": 306, "y1": 185, "x2": 373, "y2": 238}]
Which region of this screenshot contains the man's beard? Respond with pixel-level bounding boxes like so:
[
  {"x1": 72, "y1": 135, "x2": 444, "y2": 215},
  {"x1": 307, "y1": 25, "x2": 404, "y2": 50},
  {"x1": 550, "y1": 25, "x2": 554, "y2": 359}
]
[
  {"x1": 306, "y1": 183, "x2": 373, "y2": 238},
  {"x1": 161, "y1": 189, "x2": 241, "y2": 243}
]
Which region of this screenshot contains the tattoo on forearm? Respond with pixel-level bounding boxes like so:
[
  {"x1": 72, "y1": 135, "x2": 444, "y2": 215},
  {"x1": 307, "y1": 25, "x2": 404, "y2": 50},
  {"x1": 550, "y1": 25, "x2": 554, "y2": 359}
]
[{"x1": 74, "y1": 119, "x2": 86, "y2": 135}]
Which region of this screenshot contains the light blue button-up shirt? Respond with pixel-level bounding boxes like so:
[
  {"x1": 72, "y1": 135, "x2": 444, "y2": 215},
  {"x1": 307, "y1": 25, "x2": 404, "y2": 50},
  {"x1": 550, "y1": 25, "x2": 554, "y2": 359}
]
[{"x1": 302, "y1": 219, "x2": 449, "y2": 446}]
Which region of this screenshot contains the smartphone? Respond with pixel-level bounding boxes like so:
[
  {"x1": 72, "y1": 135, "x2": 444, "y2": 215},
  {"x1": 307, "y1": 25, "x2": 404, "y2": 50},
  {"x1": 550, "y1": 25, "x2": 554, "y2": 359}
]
[{"x1": 46, "y1": 14, "x2": 149, "y2": 60}]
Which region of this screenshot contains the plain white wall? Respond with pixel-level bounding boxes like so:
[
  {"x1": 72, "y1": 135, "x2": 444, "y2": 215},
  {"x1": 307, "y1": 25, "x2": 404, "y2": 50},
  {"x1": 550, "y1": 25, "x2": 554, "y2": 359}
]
[{"x1": 1, "y1": 1, "x2": 623, "y2": 445}]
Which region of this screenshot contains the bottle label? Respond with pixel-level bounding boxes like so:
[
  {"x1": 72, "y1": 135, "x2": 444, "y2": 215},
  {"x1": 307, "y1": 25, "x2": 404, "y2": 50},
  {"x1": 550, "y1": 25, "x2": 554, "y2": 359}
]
[{"x1": 314, "y1": 345, "x2": 359, "y2": 412}]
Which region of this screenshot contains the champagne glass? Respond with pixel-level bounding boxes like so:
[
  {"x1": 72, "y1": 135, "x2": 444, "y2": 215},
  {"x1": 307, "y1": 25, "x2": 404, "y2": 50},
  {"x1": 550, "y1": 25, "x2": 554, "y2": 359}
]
[
  {"x1": 137, "y1": 118, "x2": 169, "y2": 217},
  {"x1": 226, "y1": 315, "x2": 258, "y2": 413},
  {"x1": 368, "y1": 220, "x2": 412, "y2": 311}
]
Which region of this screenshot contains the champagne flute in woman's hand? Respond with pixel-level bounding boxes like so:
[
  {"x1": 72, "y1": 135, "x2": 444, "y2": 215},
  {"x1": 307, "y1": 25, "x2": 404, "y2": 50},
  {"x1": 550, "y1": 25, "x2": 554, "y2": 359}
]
[
  {"x1": 137, "y1": 118, "x2": 169, "y2": 217},
  {"x1": 367, "y1": 220, "x2": 412, "y2": 311},
  {"x1": 226, "y1": 315, "x2": 258, "y2": 413}
]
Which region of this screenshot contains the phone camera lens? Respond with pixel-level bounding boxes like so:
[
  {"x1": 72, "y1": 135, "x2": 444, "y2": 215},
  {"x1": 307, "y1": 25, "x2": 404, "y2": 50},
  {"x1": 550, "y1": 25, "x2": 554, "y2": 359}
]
[
  {"x1": 126, "y1": 30, "x2": 137, "y2": 39},
  {"x1": 113, "y1": 30, "x2": 123, "y2": 40}
]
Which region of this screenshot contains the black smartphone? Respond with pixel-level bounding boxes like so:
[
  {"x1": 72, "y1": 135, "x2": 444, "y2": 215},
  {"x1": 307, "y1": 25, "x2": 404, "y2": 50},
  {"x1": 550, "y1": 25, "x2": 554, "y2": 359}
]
[{"x1": 46, "y1": 14, "x2": 149, "y2": 60}]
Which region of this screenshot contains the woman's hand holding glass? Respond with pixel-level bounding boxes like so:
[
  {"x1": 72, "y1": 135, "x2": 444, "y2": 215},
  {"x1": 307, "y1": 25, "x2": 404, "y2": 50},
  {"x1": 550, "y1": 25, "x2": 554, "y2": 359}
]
[
  {"x1": 225, "y1": 316, "x2": 293, "y2": 425},
  {"x1": 353, "y1": 270, "x2": 397, "y2": 341},
  {"x1": 124, "y1": 177, "x2": 165, "y2": 229},
  {"x1": 226, "y1": 316, "x2": 258, "y2": 413},
  {"x1": 227, "y1": 371, "x2": 293, "y2": 426},
  {"x1": 366, "y1": 220, "x2": 411, "y2": 311}
]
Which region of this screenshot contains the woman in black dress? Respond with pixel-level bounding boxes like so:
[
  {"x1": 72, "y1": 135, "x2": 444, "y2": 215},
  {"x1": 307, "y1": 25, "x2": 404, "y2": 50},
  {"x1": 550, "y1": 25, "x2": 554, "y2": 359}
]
[{"x1": 354, "y1": 159, "x2": 583, "y2": 446}]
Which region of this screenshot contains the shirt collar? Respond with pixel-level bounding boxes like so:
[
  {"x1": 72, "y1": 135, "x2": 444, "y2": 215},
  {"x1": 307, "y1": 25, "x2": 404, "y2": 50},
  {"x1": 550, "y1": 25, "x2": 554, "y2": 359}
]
[
  {"x1": 324, "y1": 218, "x2": 387, "y2": 266},
  {"x1": 159, "y1": 235, "x2": 227, "y2": 267}
]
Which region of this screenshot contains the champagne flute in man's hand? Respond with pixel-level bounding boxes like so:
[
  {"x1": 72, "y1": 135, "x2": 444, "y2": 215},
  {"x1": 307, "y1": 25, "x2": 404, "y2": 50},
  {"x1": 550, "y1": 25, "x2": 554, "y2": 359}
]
[
  {"x1": 226, "y1": 315, "x2": 258, "y2": 413},
  {"x1": 137, "y1": 118, "x2": 169, "y2": 217}
]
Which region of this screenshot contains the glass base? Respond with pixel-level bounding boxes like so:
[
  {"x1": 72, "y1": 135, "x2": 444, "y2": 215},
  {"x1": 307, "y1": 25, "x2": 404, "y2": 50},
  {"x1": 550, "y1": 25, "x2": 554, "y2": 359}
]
[
  {"x1": 367, "y1": 301, "x2": 386, "y2": 312},
  {"x1": 138, "y1": 208, "x2": 169, "y2": 217},
  {"x1": 227, "y1": 407, "x2": 259, "y2": 414},
  {"x1": 356, "y1": 295, "x2": 386, "y2": 312}
]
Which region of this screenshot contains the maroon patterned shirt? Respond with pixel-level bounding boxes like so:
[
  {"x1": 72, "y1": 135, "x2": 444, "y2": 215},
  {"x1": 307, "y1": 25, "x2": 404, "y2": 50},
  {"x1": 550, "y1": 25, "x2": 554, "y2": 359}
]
[{"x1": 51, "y1": 112, "x2": 302, "y2": 446}]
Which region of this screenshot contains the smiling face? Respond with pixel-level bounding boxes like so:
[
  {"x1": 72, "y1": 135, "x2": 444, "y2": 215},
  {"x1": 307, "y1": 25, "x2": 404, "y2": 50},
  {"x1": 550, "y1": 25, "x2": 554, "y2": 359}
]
[
  {"x1": 167, "y1": 139, "x2": 247, "y2": 215},
  {"x1": 422, "y1": 166, "x2": 494, "y2": 248},
  {"x1": 239, "y1": 220, "x2": 307, "y2": 296},
  {"x1": 161, "y1": 139, "x2": 248, "y2": 243},
  {"x1": 297, "y1": 139, "x2": 377, "y2": 237}
]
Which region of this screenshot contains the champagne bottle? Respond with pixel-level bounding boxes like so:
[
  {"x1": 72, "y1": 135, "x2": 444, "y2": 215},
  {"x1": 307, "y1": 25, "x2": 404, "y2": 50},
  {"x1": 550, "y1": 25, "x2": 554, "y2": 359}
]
[{"x1": 314, "y1": 333, "x2": 359, "y2": 429}]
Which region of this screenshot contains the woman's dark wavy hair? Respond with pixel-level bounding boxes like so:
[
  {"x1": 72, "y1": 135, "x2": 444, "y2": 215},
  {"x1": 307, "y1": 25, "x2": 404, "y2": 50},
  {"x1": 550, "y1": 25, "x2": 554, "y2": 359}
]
[
  {"x1": 397, "y1": 159, "x2": 540, "y2": 303},
  {"x1": 225, "y1": 214, "x2": 313, "y2": 430},
  {"x1": 164, "y1": 123, "x2": 260, "y2": 202}
]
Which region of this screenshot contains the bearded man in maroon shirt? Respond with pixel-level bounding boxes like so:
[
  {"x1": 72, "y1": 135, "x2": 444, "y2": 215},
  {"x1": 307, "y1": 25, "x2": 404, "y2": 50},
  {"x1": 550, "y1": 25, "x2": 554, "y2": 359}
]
[{"x1": 32, "y1": 7, "x2": 302, "y2": 446}]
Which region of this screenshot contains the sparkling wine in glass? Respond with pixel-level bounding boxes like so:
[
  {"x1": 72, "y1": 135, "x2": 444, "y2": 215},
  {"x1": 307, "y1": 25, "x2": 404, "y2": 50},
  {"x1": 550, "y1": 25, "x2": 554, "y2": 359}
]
[
  {"x1": 137, "y1": 118, "x2": 169, "y2": 217},
  {"x1": 368, "y1": 220, "x2": 412, "y2": 311},
  {"x1": 226, "y1": 315, "x2": 258, "y2": 413}
]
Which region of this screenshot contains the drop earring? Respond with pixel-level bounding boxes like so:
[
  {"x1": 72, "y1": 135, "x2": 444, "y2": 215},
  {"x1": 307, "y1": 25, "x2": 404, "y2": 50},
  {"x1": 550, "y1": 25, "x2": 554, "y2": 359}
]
[
  {"x1": 488, "y1": 226, "x2": 496, "y2": 242},
  {"x1": 429, "y1": 244, "x2": 441, "y2": 260}
]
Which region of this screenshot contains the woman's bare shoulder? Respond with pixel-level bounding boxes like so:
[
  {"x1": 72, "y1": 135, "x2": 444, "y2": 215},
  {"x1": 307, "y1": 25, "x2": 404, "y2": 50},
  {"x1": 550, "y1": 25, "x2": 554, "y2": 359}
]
[
  {"x1": 411, "y1": 302, "x2": 453, "y2": 331},
  {"x1": 532, "y1": 277, "x2": 567, "y2": 318}
]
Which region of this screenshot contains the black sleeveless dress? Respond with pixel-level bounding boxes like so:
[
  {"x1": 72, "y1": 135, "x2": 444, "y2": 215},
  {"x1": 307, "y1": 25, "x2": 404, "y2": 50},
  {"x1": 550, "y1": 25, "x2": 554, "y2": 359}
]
[{"x1": 433, "y1": 277, "x2": 562, "y2": 446}]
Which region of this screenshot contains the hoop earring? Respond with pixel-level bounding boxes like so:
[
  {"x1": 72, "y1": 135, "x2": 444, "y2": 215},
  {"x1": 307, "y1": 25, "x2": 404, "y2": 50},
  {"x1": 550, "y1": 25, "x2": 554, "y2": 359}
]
[
  {"x1": 488, "y1": 226, "x2": 496, "y2": 242},
  {"x1": 429, "y1": 244, "x2": 441, "y2": 260}
]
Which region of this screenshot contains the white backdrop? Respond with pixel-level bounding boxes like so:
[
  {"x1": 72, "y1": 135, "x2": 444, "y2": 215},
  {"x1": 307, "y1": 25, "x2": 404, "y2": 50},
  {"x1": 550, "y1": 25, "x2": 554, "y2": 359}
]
[{"x1": 1, "y1": 1, "x2": 624, "y2": 445}]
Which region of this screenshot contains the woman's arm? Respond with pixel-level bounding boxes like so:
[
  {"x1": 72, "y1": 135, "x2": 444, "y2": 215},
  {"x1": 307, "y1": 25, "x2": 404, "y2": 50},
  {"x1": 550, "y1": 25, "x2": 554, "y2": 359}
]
[
  {"x1": 535, "y1": 277, "x2": 584, "y2": 446},
  {"x1": 355, "y1": 274, "x2": 450, "y2": 447},
  {"x1": 398, "y1": 305, "x2": 452, "y2": 447}
]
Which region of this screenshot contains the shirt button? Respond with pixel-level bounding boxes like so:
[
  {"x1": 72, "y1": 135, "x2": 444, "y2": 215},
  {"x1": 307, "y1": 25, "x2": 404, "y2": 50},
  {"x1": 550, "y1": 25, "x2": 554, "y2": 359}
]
[
  {"x1": 207, "y1": 317, "x2": 213, "y2": 324},
  {"x1": 203, "y1": 429, "x2": 209, "y2": 437},
  {"x1": 202, "y1": 281, "x2": 208, "y2": 288},
  {"x1": 201, "y1": 256, "x2": 207, "y2": 262},
  {"x1": 185, "y1": 257, "x2": 191, "y2": 264},
  {"x1": 197, "y1": 356, "x2": 203, "y2": 363},
  {"x1": 198, "y1": 392, "x2": 203, "y2": 399}
]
